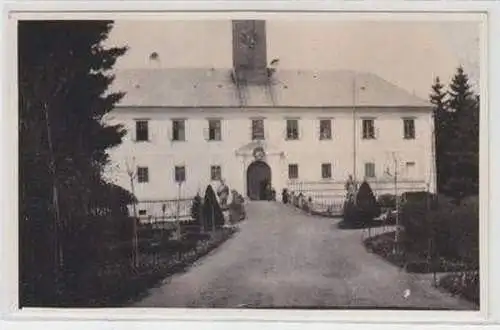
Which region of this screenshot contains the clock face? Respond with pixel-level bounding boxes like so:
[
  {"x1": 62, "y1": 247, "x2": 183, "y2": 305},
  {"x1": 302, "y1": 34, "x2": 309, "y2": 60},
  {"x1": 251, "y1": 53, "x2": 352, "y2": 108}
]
[{"x1": 239, "y1": 30, "x2": 257, "y2": 49}]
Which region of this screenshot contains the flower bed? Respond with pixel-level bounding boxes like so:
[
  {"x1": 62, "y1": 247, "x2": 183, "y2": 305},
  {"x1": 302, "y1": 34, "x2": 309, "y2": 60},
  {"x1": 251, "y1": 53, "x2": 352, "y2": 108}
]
[
  {"x1": 364, "y1": 231, "x2": 476, "y2": 274},
  {"x1": 439, "y1": 271, "x2": 479, "y2": 305},
  {"x1": 66, "y1": 227, "x2": 238, "y2": 307}
]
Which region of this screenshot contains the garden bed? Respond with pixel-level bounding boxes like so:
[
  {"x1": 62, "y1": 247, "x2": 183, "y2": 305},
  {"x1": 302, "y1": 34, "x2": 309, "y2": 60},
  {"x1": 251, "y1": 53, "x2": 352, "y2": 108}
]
[
  {"x1": 438, "y1": 272, "x2": 479, "y2": 305},
  {"x1": 364, "y1": 232, "x2": 475, "y2": 274},
  {"x1": 63, "y1": 227, "x2": 238, "y2": 307}
]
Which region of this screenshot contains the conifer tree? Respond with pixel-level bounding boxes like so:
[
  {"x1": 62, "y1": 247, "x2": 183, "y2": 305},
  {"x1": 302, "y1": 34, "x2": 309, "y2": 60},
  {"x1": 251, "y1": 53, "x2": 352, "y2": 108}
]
[
  {"x1": 429, "y1": 76, "x2": 449, "y2": 193},
  {"x1": 442, "y1": 67, "x2": 479, "y2": 199},
  {"x1": 18, "y1": 21, "x2": 128, "y2": 306}
]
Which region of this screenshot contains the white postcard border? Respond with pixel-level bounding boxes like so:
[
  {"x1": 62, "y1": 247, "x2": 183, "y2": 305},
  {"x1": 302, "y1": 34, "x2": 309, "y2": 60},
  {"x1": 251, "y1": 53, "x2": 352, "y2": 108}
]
[{"x1": 1, "y1": 0, "x2": 498, "y2": 327}]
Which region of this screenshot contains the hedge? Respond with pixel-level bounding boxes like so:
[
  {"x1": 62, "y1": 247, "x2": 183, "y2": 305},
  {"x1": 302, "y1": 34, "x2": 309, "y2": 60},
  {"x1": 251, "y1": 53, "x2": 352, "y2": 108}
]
[{"x1": 400, "y1": 194, "x2": 479, "y2": 268}]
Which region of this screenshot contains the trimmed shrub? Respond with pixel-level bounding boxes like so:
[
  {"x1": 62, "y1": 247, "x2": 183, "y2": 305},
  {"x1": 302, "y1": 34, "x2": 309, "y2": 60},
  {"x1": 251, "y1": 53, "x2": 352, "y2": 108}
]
[
  {"x1": 377, "y1": 194, "x2": 397, "y2": 209},
  {"x1": 229, "y1": 190, "x2": 245, "y2": 224},
  {"x1": 356, "y1": 181, "x2": 381, "y2": 223},
  {"x1": 203, "y1": 185, "x2": 225, "y2": 230},
  {"x1": 401, "y1": 191, "x2": 437, "y2": 206},
  {"x1": 342, "y1": 196, "x2": 360, "y2": 224},
  {"x1": 191, "y1": 193, "x2": 203, "y2": 225}
]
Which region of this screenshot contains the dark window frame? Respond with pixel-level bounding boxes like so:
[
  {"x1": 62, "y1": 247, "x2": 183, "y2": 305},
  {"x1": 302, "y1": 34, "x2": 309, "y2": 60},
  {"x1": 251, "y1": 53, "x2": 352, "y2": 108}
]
[
  {"x1": 208, "y1": 119, "x2": 222, "y2": 141},
  {"x1": 210, "y1": 165, "x2": 222, "y2": 181},
  {"x1": 403, "y1": 118, "x2": 416, "y2": 139},
  {"x1": 286, "y1": 119, "x2": 300, "y2": 140},
  {"x1": 319, "y1": 119, "x2": 332, "y2": 140},
  {"x1": 135, "y1": 120, "x2": 149, "y2": 142},
  {"x1": 288, "y1": 164, "x2": 299, "y2": 179},
  {"x1": 321, "y1": 163, "x2": 332, "y2": 179},
  {"x1": 137, "y1": 166, "x2": 149, "y2": 183},
  {"x1": 251, "y1": 119, "x2": 265, "y2": 140},
  {"x1": 362, "y1": 119, "x2": 376, "y2": 140},
  {"x1": 364, "y1": 162, "x2": 376, "y2": 178},
  {"x1": 174, "y1": 166, "x2": 186, "y2": 183},
  {"x1": 172, "y1": 119, "x2": 186, "y2": 141}
]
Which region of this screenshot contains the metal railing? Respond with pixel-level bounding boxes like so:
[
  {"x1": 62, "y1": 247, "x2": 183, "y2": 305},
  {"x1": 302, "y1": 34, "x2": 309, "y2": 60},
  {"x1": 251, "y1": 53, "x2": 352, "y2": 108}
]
[
  {"x1": 284, "y1": 179, "x2": 429, "y2": 218},
  {"x1": 127, "y1": 198, "x2": 194, "y2": 226}
]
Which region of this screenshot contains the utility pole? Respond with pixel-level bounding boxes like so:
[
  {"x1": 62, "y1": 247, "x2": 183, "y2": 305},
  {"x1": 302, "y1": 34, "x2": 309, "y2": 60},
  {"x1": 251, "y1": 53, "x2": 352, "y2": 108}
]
[
  {"x1": 352, "y1": 74, "x2": 357, "y2": 185},
  {"x1": 394, "y1": 155, "x2": 400, "y2": 254},
  {"x1": 385, "y1": 152, "x2": 401, "y2": 254},
  {"x1": 126, "y1": 158, "x2": 139, "y2": 268},
  {"x1": 176, "y1": 181, "x2": 182, "y2": 240}
]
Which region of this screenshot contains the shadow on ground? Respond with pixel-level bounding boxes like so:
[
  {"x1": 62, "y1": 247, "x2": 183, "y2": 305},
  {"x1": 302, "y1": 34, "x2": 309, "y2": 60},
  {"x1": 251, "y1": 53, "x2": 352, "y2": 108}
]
[{"x1": 337, "y1": 219, "x2": 390, "y2": 230}]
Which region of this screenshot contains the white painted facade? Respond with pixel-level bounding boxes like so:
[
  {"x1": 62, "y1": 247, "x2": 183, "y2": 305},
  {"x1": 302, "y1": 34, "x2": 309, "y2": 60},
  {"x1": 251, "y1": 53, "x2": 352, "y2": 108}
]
[
  {"x1": 104, "y1": 20, "x2": 436, "y2": 204},
  {"x1": 104, "y1": 105, "x2": 435, "y2": 202}
]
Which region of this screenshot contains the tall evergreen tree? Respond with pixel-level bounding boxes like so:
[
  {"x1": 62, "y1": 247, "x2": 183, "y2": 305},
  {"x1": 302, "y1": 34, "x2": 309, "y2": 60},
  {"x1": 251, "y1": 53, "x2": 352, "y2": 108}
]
[
  {"x1": 443, "y1": 67, "x2": 479, "y2": 200},
  {"x1": 429, "y1": 76, "x2": 449, "y2": 193},
  {"x1": 18, "y1": 21, "x2": 128, "y2": 305}
]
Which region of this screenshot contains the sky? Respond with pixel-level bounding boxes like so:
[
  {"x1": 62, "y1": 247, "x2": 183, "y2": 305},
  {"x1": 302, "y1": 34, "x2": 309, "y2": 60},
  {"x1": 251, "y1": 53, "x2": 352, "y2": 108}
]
[{"x1": 105, "y1": 19, "x2": 481, "y2": 99}]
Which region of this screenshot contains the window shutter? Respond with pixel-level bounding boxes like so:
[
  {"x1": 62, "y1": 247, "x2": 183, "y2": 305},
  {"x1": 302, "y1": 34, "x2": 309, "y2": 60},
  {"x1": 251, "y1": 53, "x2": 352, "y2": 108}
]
[
  {"x1": 166, "y1": 122, "x2": 171, "y2": 142},
  {"x1": 148, "y1": 122, "x2": 153, "y2": 143},
  {"x1": 203, "y1": 127, "x2": 209, "y2": 141},
  {"x1": 132, "y1": 122, "x2": 137, "y2": 142},
  {"x1": 218, "y1": 120, "x2": 223, "y2": 141}
]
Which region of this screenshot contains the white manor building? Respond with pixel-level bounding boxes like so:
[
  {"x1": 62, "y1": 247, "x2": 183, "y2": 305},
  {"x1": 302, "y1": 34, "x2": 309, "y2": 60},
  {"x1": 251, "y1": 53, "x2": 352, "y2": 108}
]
[{"x1": 104, "y1": 20, "x2": 436, "y2": 208}]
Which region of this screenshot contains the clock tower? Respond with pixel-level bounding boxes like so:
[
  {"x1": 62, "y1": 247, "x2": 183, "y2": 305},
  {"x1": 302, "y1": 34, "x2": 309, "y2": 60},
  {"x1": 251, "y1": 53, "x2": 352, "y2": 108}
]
[{"x1": 232, "y1": 20, "x2": 268, "y2": 84}]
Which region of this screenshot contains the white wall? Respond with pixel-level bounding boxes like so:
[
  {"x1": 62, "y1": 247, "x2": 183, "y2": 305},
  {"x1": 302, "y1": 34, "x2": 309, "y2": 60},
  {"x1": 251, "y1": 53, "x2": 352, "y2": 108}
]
[{"x1": 103, "y1": 106, "x2": 435, "y2": 201}]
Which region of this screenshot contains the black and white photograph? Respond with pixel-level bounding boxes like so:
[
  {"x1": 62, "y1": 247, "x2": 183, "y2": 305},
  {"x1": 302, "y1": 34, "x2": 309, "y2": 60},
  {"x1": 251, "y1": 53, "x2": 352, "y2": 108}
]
[{"x1": 16, "y1": 13, "x2": 483, "y2": 312}]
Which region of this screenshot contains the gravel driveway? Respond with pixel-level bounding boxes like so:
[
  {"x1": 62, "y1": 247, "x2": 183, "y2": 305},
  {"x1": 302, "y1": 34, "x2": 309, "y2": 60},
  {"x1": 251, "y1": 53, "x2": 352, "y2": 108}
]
[{"x1": 132, "y1": 201, "x2": 477, "y2": 310}]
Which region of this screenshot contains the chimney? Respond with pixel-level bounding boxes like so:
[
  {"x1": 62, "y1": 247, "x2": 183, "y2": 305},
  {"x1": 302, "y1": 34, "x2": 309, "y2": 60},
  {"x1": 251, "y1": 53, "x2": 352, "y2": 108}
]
[{"x1": 232, "y1": 20, "x2": 268, "y2": 84}]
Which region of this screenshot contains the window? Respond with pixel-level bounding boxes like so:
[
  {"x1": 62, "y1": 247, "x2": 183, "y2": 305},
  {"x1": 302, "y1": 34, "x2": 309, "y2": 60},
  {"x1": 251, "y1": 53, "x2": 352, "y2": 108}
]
[
  {"x1": 286, "y1": 119, "x2": 299, "y2": 140},
  {"x1": 362, "y1": 119, "x2": 375, "y2": 139},
  {"x1": 172, "y1": 119, "x2": 185, "y2": 141},
  {"x1": 138, "y1": 210, "x2": 147, "y2": 216},
  {"x1": 364, "y1": 162, "x2": 375, "y2": 178},
  {"x1": 319, "y1": 119, "x2": 332, "y2": 140},
  {"x1": 208, "y1": 119, "x2": 222, "y2": 141},
  {"x1": 211, "y1": 165, "x2": 222, "y2": 181},
  {"x1": 137, "y1": 166, "x2": 149, "y2": 183},
  {"x1": 403, "y1": 118, "x2": 416, "y2": 139},
  {"x1": 288, "y1": 164, "x2": 299, "y2": 179},
  {"x1": 251, "y1": 119, "x2": 265, "y2": 140},
  {"x1": 174, "y1": 166, "x2": 186, "y2": 183},
  {"x1": 135, "y1": 120, "x2": 149, "y2": 141},
  {"x1": 321, "y1": 163, "x2": 332, "y2": 179}
]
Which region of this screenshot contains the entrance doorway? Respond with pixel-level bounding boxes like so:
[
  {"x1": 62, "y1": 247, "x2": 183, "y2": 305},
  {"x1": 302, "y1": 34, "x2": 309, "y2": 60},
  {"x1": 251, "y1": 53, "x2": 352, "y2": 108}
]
[{"x1": 247, "y1": 161, "x2": 272, "y2": 200}]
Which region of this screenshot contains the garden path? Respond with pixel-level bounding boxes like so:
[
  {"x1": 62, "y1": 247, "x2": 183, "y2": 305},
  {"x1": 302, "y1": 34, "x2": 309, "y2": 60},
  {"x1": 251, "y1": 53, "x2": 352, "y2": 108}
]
[{"x1": 133, "y1": 201, "x2": 476, "y2": 310}]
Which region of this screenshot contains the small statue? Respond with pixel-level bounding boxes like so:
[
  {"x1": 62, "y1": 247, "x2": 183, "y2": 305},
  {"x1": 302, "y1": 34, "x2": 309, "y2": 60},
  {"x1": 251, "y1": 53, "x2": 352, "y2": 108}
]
[
  {"x1": 345, "y1": 175, "x2": 357, "y2": 203},
  {"x1": 217, "y1": 179, "x2": 229, "y2": 208}
]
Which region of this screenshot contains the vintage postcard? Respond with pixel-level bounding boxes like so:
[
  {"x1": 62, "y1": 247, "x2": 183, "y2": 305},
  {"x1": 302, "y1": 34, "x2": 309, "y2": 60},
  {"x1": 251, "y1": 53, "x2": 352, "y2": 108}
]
[{"x1": 7, "y1": 5, "x2": 490, "y2": 325}]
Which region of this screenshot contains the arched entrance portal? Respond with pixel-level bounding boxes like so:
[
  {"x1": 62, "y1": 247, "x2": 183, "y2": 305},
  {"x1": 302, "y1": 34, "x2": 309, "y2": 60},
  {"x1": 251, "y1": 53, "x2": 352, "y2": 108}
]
[{"x1": 247, "y1": 161, "x2": 272, "y2": 200}]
